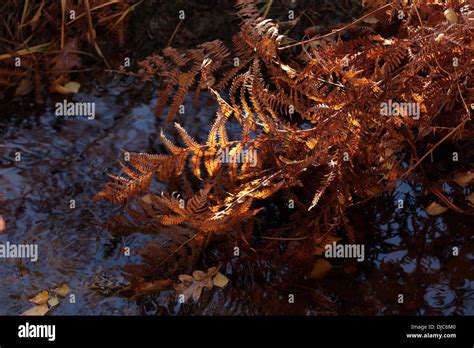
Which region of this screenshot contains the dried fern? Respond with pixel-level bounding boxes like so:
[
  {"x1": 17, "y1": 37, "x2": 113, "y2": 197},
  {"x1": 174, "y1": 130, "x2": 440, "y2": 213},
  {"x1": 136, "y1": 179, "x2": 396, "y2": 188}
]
[{"x1": 97, "y1": 0, "x2": 474, "y2": 298}]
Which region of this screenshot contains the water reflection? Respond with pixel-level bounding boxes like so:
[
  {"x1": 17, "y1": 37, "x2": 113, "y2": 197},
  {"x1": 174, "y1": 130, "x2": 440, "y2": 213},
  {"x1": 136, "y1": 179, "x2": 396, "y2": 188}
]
[{"x1": 0, "y1": 84, "x2": 472, "y2": 315}]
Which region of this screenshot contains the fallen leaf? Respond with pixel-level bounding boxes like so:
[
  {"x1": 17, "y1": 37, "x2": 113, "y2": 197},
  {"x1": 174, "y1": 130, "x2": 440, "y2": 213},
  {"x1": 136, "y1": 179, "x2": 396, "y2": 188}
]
[
  {"x1": 63, "y1": 81, "x2": 81, "y2": 94},
  {"x1": 309, "y1": 259, "x2": 333, "y2": 280},
  {"x1": 54, "y1": 283, "x2": 70, "y2": 297},
  {"x1": 14, "y1": 79, "x2": 33, "y2": 96},
  {"x1": 50, "y1": 76, "x2": 73, "y2": 95},
  {"x1": 22, "y1": 304, "x2": 49, "y2": 316},
  {"x1": 52, "y1": 84, "x2": 71, "y2": 94},
  {"x1": 467, "y1": 192, "x2": 474, "y2": 207},
  {"x1": 48, "y1": 296, "x2": 59, "y2": 307},
  {"x1": 425, "y1": 202, "x2": 448, "y2": 216},
  {"x1": 0, "y1": 215, "x2": 5, "y2": 233},
  {"x1": 15, "y1": 259, "x2": 30, "y2": 276},
  {"x1": 174, "y1": 267, "x2": 218, "y2": 302},
  {"x1": 212, "y1": 272, "x2": 229, "y2": 288},
  {"x1": 453, "y1": 171, "x2": 474, "y2": 187},
  {"x1": 444, "y1": 8, "x2": 459, "y2": 23},
  {"x1": 29, "y1": 290, "x2": 49, "y2": 305}
]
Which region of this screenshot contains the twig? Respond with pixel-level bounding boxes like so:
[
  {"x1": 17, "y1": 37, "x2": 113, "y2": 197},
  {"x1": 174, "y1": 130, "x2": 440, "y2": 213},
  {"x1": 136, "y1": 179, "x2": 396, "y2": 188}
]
[
  {"x1": 152, "y1": 232, "x2": 199, "y2": 272},
  {"x1": 261, "y1": 235, "x2": 309, "y2": 240},
  {"x1": 401, "y1": 83, "x2": 471, "y2": 179},
  {"x1": 0, "y1": 42, "x2": 51, "y2": 60},
  {"x1": 457, "y1": 82, "x2": 472, "y2": 115},
  {"x1": 166, "y1": 19, "x2": 184, "y2": 48},
  {"x1": 262, "y1": 0, "x2": 273, "y2": 19},
  {"x1": 66, "y1": 0, "x2": 123, "y2": 25},
  {"x1": 401, "y1": 119, "x2": 467, "y2": 179},
  {"x1": 106, "y1": 1, "x2": 142, "y2": 31},
  {"x1": 279, "y1": 3, "x2": 393, "y2": 51},
  {"x1": 429, "y1": 185, "x2": 474, "y2": 215},
  {"x1": 84, "y1": 0, "x2": 111, "y2": 68},
  {"x1": 60, "y1": 0, "x2": 65, "y2": 49},
  {"x1": 413, "y1": 2, "x2": 424, "y2": 30}
]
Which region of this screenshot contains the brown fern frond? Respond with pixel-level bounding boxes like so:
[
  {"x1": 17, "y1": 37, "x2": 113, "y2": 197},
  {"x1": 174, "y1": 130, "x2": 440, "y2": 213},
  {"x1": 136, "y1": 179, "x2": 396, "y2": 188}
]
[
  {"x1": 96, "y1": 0, "x2": 474, "y2": 296},
  {"x1": 308, "y1": 168, "x2": 337, "y2": 211}
]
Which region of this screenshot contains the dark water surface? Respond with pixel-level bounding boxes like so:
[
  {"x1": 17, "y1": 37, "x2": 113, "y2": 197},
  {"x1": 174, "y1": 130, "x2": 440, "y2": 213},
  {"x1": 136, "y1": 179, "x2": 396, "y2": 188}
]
[{"x1": 0, "y1": 82, "x2": 472, "y2": 315}]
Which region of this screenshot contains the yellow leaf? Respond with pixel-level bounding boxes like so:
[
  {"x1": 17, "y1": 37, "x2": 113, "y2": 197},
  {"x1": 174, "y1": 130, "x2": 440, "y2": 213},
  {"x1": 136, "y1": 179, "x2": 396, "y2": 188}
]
[
  {"x1": 174, "y1": 267, "x2": 218, "y2": 302},
  {"x1": 63, "y1": 81, "x2": 81, "y2": 94},
  {"x1": 29, "y1": 290, "x2": 49, "y2": 305},
  {"x1": 55, "y1": 283, "x2": 70, "y2": 297},
  {"x1": 212, "y1": 272, "x2": 229, "y2": 288},
  {"x1": 425, "y1": 202, "x2": 448, "y2": 216},
  {"x1": 305, "y1": 138, "x2": 318, "y2": 150},
  {"x1": 349, "y1": 116, "x2": 360, "y2": 128},
  {"x1": 52, "y1": 84, "x2": 72, "y2": 95},
  {"x1": 48, "y1": 296, "x2": 60, "y2": 307},
  {"x1": 453, "y1": 171, "x2": 474, "y2": 187},
  {"x1": 309, "y1": 259, "x2": 333, "y2": 280},
  {"x1": 444, "y1": 9, "x2": 459, "y2": 23},
  {"x1": 22, "y1": 304, "x2": 49, "y2": 316}
]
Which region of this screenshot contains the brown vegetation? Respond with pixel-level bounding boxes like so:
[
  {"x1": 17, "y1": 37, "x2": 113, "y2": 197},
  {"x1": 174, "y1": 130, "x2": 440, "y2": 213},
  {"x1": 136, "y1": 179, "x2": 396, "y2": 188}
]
[{"x1": 89, "y1": 0, "x2": 472, "y2": 301}]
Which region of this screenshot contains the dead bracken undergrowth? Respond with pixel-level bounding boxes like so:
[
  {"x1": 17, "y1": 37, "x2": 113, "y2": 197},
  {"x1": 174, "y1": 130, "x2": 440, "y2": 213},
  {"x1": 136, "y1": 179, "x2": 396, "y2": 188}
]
[
  {"x1": 0, "y1": 0, "x2": 141, "y2": 102},
  {"x1": 92, "y1": 0, "x2": 474, "y2": 303}
]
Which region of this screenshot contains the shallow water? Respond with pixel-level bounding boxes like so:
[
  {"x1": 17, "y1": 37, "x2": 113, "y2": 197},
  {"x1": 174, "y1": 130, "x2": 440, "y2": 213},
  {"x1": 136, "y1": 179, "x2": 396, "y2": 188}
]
[{"x1": 0, "y1": 81, "x2": 472, "y2": 315}]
